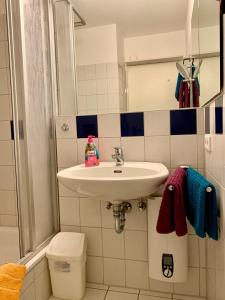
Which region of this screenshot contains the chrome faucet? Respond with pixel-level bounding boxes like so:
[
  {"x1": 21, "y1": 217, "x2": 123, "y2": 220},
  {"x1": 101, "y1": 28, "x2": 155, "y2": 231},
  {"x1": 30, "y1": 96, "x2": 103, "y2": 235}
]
[{"x1": 112, "y1": 147, "x2": 124, "y2": 166}]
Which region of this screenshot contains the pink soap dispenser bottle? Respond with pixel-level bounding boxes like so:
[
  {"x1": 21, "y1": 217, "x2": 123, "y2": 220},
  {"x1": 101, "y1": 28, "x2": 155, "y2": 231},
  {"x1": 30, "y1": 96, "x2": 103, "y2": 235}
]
[{"x1": 85, "y1": 135, "x2": 100, "y2": 167}]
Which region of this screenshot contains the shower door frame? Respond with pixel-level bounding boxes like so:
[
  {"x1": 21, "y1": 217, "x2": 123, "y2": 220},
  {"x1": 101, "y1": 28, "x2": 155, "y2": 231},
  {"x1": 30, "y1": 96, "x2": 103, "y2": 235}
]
[{"x1": 6, "y1": 0, "x2": 60, "y2": 261}]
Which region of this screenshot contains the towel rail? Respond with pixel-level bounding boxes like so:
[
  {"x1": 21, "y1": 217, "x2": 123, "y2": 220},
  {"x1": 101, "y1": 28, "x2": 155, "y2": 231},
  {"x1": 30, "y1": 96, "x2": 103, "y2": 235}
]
[{"x1": 168, "y1": 185, "x2": 212, "y2": 193}]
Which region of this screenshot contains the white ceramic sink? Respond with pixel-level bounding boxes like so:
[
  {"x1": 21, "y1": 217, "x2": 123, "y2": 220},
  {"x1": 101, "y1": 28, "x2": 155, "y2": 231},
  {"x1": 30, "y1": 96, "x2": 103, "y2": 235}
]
[{"x1": 58, "y1": 162, "x2": 169, "y2": 201}]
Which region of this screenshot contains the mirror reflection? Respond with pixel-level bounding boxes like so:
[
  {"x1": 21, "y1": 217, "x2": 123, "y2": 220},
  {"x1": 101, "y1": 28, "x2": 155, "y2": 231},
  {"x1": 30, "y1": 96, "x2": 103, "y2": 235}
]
[{"x1": 53, "y1": 0, "x2": 221, "y2": 115}]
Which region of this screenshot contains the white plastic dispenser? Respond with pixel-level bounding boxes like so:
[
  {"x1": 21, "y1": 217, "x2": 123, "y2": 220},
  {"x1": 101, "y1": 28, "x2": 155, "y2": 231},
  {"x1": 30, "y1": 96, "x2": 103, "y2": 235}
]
[
  {"x1": 46, "y1": 232, "x2": 87, "y2": 300},
  {"x1": 148, "y1": 198, "x2": 188, "y2": 283}
]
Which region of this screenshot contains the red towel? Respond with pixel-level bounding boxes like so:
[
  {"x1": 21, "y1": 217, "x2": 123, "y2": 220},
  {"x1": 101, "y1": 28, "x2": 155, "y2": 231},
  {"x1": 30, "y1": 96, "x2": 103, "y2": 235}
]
[
  {"x1": 178, "y1": 80, "x2": 199, "y2": 108},
  {"x1": 156, "y1": 168, "x2": 187, "y2": 236}
]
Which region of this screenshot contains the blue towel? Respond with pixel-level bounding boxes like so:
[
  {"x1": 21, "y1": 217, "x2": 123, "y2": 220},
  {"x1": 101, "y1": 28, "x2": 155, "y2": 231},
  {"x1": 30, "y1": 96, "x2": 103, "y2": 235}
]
[{"x1": 186, "y1": 168, "x2": 218, "y2": 240}]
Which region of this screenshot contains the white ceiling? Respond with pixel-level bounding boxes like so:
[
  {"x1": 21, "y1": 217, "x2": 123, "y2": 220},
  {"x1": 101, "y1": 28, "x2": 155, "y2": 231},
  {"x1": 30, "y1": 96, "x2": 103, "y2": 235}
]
[
  {"x1": 72, "y1": 0, "x2": 189, "y2": 37},
  {"x1": 72, "y1": 0, "x2": 220, "y2": 38}
]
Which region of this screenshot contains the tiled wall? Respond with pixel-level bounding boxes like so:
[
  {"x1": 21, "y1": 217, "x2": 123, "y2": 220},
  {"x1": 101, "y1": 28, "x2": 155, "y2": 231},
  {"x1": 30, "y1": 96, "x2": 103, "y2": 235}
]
[
  {"x1": 76, "y1": 63, "x2": 126, "y2": 115},
  {"x1": 0, "y1": 0, "x2": 18, "y2": 227},
  {"x1": 204, "y1": 96, "x2": 225, "y2": 300},
  {"x1": 55, "y1": 108, "x2": 207, "y2": 298},
  {"x1": 21, "y1": 257, "x2": 52, "y2": 300}
]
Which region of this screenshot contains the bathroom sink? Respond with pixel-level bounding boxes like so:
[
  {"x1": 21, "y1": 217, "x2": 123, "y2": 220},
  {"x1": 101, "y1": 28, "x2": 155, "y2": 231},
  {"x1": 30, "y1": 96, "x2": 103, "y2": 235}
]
[{"x1": 58, "y1": 162, "x2": 169, "y2": 201}]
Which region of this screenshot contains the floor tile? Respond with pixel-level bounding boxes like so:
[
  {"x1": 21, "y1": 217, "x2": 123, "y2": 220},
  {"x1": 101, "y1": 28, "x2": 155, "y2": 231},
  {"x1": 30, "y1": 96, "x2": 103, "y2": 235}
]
[
  {"x1": 139, "y1": 295, "x2": 170, "y2": 300},
  {"x1": 83, "y1": 288, "x2": 107, "y2": 300},
  {"x1": 105, "y1": 291, "x2": 138, "y2": 300},
  {"x1": 109, "y1": 286, "x2": 139, "y2": 294}
]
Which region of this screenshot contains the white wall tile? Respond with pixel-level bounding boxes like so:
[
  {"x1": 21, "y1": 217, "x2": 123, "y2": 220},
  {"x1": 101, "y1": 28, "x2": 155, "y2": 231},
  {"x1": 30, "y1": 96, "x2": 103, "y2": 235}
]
[
  {"x1": 0, "y1": 121, "x2": 11, "y2": 140},
  {"x1": 121, "y1": 137, "x2": 145, "y2": 161},
  {"x1": 145, "y1": 136, "x2": 170, "y2": 168},
  {"x1": 0, "y1": 15, "x2": 7, "y2": 41},
  {"x1": 188, "y1": 235, "x2": 200, "y2": 268},
  {"x1": 98, "y1": 114, "x2": 120, "y2": 137},
  {"x1": 59, "y1": 197, "x2": 80, "y2": 226},
  {"x1": 60, "y1": 225, "x2": 80, "y2": 232},
  {"x1": 55, "y1": 116, "x2": 76, "y2": 139},
  {"x1": 0, "y1": 95, "x2": 12, "y2": 120},
  {"x1": 21, "y1": 283, "x2": 36, "y2": 300},
  {"x1": 174, "y1": 268, "x2": 200, "y2": 296},
  {"x1": 108, "y1": 94, "x2": 120, "y2": 110},
  {"x1": 80, "y1": 198, "x2": 101, "y2": 227},
  {"x1": 144, "y1": 111, "x2": 170, "y2": 136},
  {"x1": 85, "y1": 65, "x2": 96, "y2": 80},
  {"x1": 96, "y1": 79, "x2": 108, "y2": 94},
  {"x1": 171, "y1": 135, "x2": 198, "y2": 168},
  {"x1": 0, "y1": 140, "x2": 14, "y2": 165},
  {"x1": 87, "y1": 256, "x2": 104, "y2": 284},
  {"x1": 86, "y1": 95, "x2": 98, "y2": 112},
  {"x1": 77, "y1": 80, "x2": 87, "y2": 96},
  {"x1": 125, "y1": 230, "x2": 148, "y2": 261},
  {"x1": 22, "y1": 270, "x2": 34, "y2": 293},
  {"x1": 197, "y1": 135, "x2": 204, "y2": 169},
  {"x1": 101, "y1": 200, "x2": 114, "y2": 229},
  {"x1": 96, "y1": 63, "x2": 107, "y2": 79},
  {"x1": 104, "y1": 258, "x2": 125, "y2": 286},
  {"x1": 34, "y1": 269, "x2": 52, "y2": 300},
  {"x1": 107, "y1": 63, "x2": 118, "y2": 78},
  {"x1": 0, "y1": 214, "x2": 18, "y2": 226},
  {"x1": 0, "y1": 1, "x2": 6, "y2": 14},
  {"x1": 0, "y1": 166, "x2": 16, "y2": 190},
  {"x1": 81, "y1": 227, "x2": 103, "y2": 256},
  {"x1": 76, "y1": 66, "x2": 86, "y2": 81},
  {"x1": 86, "y1": 80, "x2": 97, "y2": 95},
  {"x1": 200, "y1": 268, "x2": 206, "y2": 298},
  {"x1": 107, "y1": 78, "x2": 119, "y2": 93},
  {"x1": 0, "y1": 41, "x2": 9, "y2": 68},
  {"x1": 102, "y1": 228, "x2": 124, "y2": 259},
  {"x1": 126, "y1": 260, "x2": 149, "y2": 290},
  {"x1": 216, "y1": 269, "x2": 225, "y2": 300},
  {"x1": 0, "y1": 191, "x2": 17, "y2": 215},
  {"x1": 77, "y1": 96, "x2": 87, "y2": 111},
  {"x1": 99, "y1": 138, "x2": 121, "y2": 161},
  {"x1": 57, "y1": 139, "x2": 77, "y2": 168},
  {"x1": 149, "y1": 278, "x2": 173, "y2": 293},
  {"x1": 206, "y1": 269, "x2": 216, "y2": 299},
  {"x1": 126, "y1": 200, "x2": 147, "y2": 231},
  {"x1": 197, "y1": 109, "x2": 204, "y2": 134},
  {"x1": 0, "y1": 68, "x2": 10, "y2": 94},
  {"x1": 97, "y1": 95, "x2": 108, "y2": 112}
]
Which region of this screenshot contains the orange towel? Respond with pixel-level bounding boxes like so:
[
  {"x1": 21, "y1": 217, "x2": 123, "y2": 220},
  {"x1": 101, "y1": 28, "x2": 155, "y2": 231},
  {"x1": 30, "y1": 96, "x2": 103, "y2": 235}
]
[{"x1": 0, "y1": 263, "x2": 26, "y2": 300}]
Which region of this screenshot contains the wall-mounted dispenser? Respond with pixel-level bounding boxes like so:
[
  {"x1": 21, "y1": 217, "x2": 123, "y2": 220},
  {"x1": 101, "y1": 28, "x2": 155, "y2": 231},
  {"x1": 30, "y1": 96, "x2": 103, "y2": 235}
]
[{"x1": 148, "y1": 198, "x2": 188, "y2": 283}]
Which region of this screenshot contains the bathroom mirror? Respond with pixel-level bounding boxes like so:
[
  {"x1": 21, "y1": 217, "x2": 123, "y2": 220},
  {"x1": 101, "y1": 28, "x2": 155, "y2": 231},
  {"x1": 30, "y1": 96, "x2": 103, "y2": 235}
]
[
  {"x1": 192, "y1": 0, "x2": 222, "y2": 106},
  {"x1": 51, "y1": 0, "x2": 223, "y2": 115}
]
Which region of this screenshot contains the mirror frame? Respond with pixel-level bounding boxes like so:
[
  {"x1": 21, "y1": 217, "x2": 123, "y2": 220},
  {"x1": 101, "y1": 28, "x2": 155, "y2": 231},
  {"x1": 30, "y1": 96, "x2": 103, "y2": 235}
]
[{"x1": 203, "y1": 6, "x2": 224, "y2": 106}]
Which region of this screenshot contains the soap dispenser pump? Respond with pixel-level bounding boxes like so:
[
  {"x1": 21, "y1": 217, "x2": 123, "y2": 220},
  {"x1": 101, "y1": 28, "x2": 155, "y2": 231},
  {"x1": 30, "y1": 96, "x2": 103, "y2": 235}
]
[{"x1": 85, "y1": 135, "x2": 99, "y2": 167}]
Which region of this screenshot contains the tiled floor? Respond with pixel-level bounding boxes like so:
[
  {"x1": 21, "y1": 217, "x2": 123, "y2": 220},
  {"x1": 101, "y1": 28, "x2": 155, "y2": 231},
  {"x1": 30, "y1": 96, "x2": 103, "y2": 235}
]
[{"x1": 49, "y1": 284, "x2": 172, "y2": 300}]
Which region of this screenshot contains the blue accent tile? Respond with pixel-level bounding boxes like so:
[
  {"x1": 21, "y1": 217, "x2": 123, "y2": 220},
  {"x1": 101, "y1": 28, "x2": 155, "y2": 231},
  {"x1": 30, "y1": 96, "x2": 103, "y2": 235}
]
[
  {"x1": 120, "y1": 112, "x2": 144, "y2": 137},
  {"x1": 76, "y1": 115, "x2": 98, "y2": 138},
  {"x1": 170, "y1": 109, "x2": 197, "y2": 135},
  {"x1": 215, "y1": 107, "x2": 223, "y2": 134},
  {"x1": 205, "y1": 107, "x2": 210, "y2": 134}
]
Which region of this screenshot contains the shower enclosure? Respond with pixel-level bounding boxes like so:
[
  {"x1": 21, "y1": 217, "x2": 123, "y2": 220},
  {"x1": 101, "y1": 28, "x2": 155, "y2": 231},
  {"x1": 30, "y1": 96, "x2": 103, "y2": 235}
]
[{"x1": 0, "y1": 0, "x2": 59, "y2": 264}]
